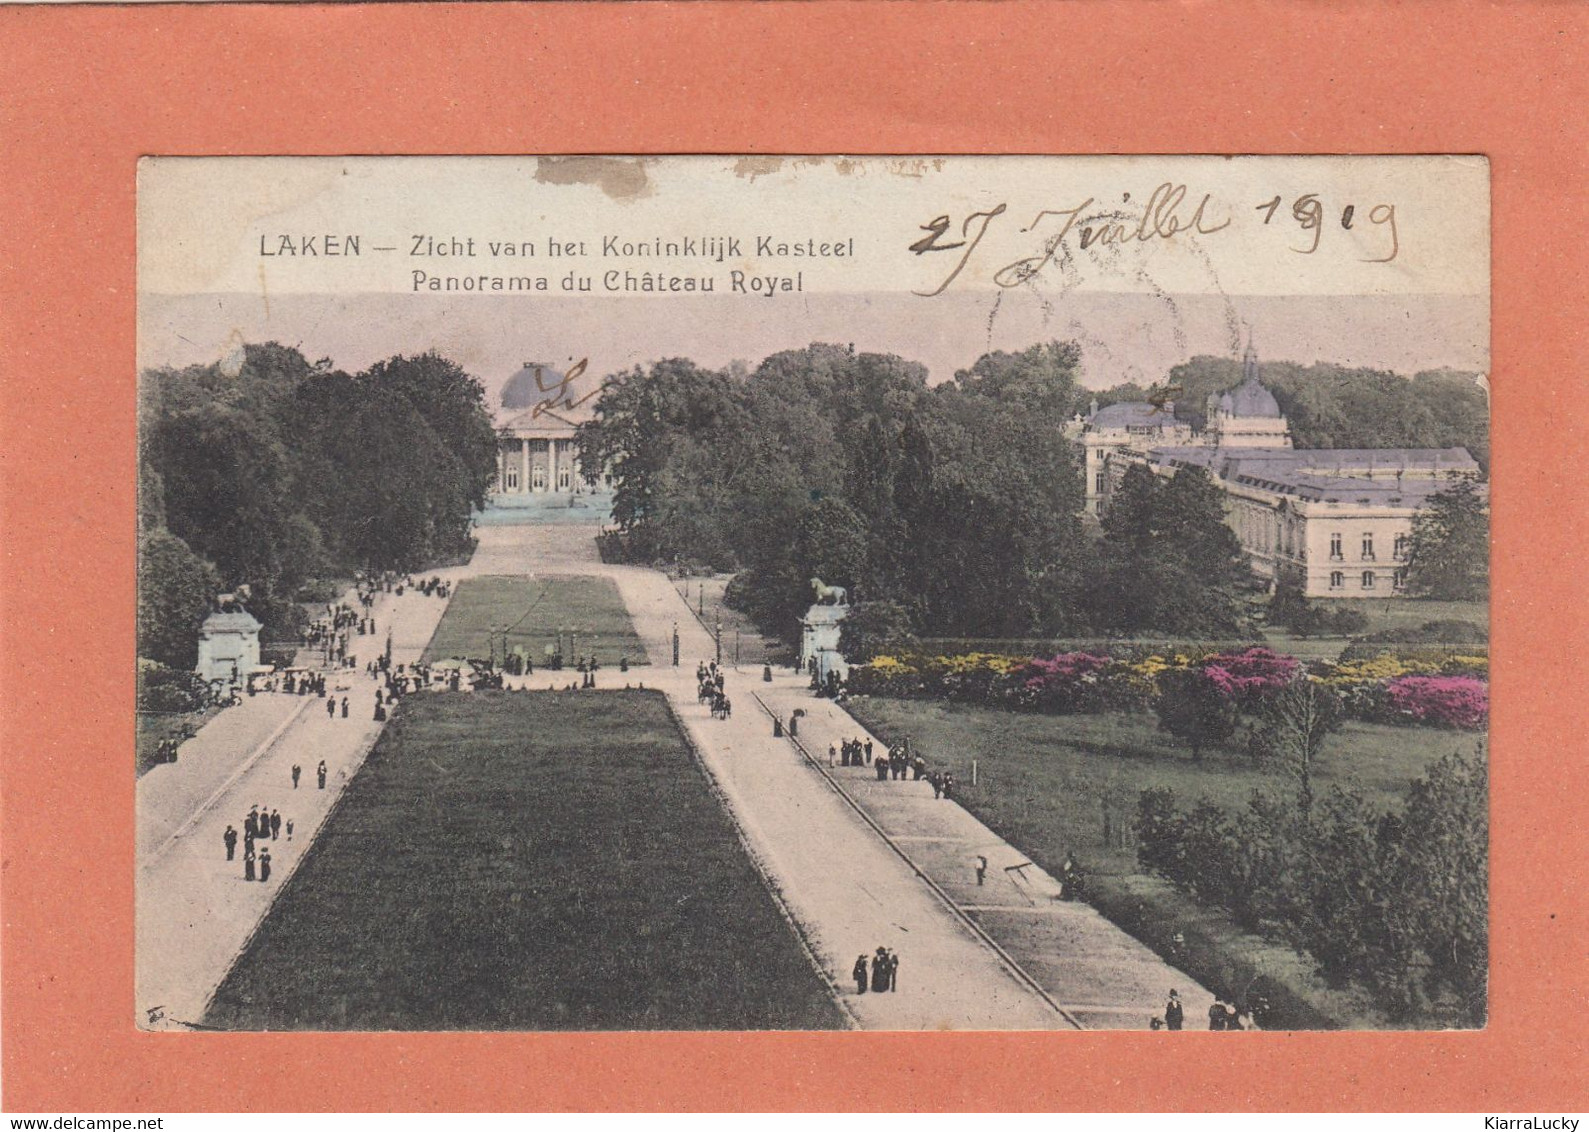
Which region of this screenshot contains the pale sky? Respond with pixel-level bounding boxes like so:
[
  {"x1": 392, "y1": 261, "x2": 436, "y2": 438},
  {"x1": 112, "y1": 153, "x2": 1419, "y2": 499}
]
[{"x1": 139, "y1": 155, "x2": 1489, "y2": 392}]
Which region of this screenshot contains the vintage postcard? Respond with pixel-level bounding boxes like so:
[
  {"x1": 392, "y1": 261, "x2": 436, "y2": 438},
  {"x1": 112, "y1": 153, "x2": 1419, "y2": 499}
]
[{"x1": 135, "y1": 155, "x2": 1489, "y2": 1034}]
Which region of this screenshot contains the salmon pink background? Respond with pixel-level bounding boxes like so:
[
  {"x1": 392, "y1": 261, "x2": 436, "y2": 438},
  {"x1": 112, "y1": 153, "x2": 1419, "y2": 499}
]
[{"x1": 2, "y1": 0, "x2": 1586, "y2": 1113}]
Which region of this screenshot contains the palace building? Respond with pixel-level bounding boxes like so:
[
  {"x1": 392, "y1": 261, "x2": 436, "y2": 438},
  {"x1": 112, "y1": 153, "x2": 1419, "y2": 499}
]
[
  {"x1": 1081, "y1": 344, "x2": 1481, "y2": 598},
  {"x1": 492, "y1": 361, "x2": 613, "y2": 497}
]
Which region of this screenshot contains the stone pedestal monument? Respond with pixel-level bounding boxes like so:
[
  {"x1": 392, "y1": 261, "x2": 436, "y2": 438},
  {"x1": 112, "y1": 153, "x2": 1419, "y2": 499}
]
[{"x1": 799, "y1": 577, "x2": 850, "y2": 684}]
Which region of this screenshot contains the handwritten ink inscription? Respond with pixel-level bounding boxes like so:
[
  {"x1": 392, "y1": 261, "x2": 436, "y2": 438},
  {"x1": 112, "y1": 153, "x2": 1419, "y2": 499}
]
[
  {"x1": 911, "y1": 182, "x2": 1400, "y2": 297},
  {"x1": 529, "y1": 358, "x2": 598, "y2": 419}
]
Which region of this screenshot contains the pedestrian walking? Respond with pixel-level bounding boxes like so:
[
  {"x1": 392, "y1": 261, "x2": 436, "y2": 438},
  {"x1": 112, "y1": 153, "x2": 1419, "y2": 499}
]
[
  {"x1": 829, "y1": 743, "x2": 837, "y2": 767},
  {"x1": 285, "y1": 819, "x2": 294, "y2": 841},
  {"x1": 243, "y1": 845, "x2": 256, "y2": 882},
  {"x1": 1165, "y1": 990, "x2": 1184, "y2": 1031},
  {"x1": 223, "y1": 825, "x2": 237, "y2": 861},
  {"x1": 259, "y1": 848, "x2": 272, "y2": 883},
  {"x1": 327, "y1": 697, "x2": 336, "y2": 719},
  {"x1": 853, "y1": 955, "x2": 868, "y2": 994},
  {"x1": 888, "y1": 951, "x2": 899, "y2": 992},
  {"x1": 871, "y1": 948, "x2": 889, "y2": 993},
  {"x1": 291, "y1": 764, "x2": 301, "y2": 789},
  {"x1": 341, "y1": 696, "x2": 349, "y2": 718},
  {"x1": 269, "y1": 809, "x2": 281, "y2": 840},
  {"x1": 975, "y1": 854, "x2": 988, "y2": 886},
  {"x1": 1209, "y1": 999, "x2": 1226, "y2": 1030},
  {"x1": 317, "y1": 760, "x2": 327, "y2": 789},
  {"x1": 244, "y1": 807, "x2": 259, "y2": 840}
]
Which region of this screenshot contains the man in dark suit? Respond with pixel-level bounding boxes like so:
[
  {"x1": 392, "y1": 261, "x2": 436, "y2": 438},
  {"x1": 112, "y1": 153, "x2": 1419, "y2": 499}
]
[{"x1": 223, "y1": 825, "x2": 238, "y2": 861}]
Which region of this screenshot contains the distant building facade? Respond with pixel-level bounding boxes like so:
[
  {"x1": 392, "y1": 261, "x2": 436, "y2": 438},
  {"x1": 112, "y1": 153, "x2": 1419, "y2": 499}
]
[
  {"x1": 1082, "y1": 344, "x2": 1481, "y2": 598},
  {"x1": 492, "y1": 362, "x2": 613, "y2": 497}
]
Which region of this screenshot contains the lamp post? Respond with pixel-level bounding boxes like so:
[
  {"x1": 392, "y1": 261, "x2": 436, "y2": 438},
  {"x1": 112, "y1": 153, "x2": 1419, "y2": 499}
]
[{"x1": 715, "y1": 619, "x2": 722, "y2": 665}]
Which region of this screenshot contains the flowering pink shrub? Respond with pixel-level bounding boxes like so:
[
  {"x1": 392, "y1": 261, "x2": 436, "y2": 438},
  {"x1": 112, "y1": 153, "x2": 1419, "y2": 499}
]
[
  {"x1": 845, "y1": 647, "x2": 1487, "y2": 732},
  {"x1": 1199, "y1": 648, "x2": 1300, "y2": 705},
  {"x1": 1012, "y1": 652, "x2": 1116, "y2": 712},
  {"x1": 1383, "y1": 675, "x2": 1489, "y2": 731}
]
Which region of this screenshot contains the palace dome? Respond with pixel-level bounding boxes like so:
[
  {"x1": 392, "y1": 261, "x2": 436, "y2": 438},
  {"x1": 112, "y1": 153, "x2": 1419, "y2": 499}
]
[
  {"x1": 500, "y1": 361, "x2": 565, "y2": 410},
  {"x1": 1227, "y1": 377, "x2": 1282, "y2": 419}
]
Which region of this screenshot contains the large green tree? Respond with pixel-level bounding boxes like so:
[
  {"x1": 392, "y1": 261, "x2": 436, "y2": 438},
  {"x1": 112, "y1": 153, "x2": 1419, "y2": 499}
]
[
  {"x1": 1089, "y1": 463, "x2": 1251, "y2": 636},
  {"x1": 1404, "y1": 476, "x2": 1490, "y2": 601},
  {"x1": 137, "y1": 529, "x2": 222, "y2": 668},
  {"x1": 140, "y1": 341, "x2": 497, "y2": 650},
  {"x1": 362, "y1": 352, "x2": 501, "y2": 509}
]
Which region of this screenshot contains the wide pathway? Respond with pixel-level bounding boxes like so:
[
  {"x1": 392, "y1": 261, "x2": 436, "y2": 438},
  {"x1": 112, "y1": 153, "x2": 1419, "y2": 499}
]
[
  {"x1": 757, "y1": 682, "x2": 1214, "y2": 1030},
  {"x1": 477, "y1": 526, "x2": 1098, "y2": 1029},
  {"x1": 136, "y1": 580, "x2": 458, "y2": 1028},
  {"x1": 141, "y1": 521, "x2": 1208, "y2": 1031},
  {"x1": 476, "y1": 523, "x2": 1211, "y2": 1030}
]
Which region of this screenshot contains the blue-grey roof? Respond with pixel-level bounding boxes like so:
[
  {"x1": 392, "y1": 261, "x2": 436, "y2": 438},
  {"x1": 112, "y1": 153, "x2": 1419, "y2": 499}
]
[
  {"x1": 1087, "y1": 401, "x2": 1176, "y2": 428},
  {"x1": 1225, "y1": 377, "x2": 1282, "y2": 418},
  {"x1": 1145, "y1": 445, "x2": 1480, "y2": 506},
  {"x1": 501, "y1": 362, "x2": 566, "y2": 410}
]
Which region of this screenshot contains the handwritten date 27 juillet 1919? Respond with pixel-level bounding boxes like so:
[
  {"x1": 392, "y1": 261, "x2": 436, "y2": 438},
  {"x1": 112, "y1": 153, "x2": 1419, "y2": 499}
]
[{"x1": 911, "y1": 183, "x2": 1399, "y2": 297}]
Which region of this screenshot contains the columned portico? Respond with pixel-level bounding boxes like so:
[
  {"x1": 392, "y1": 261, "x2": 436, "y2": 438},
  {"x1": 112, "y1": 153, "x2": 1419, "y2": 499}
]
[{"x1": 489, "y1": 360, "x2": 615, "y2": 501}]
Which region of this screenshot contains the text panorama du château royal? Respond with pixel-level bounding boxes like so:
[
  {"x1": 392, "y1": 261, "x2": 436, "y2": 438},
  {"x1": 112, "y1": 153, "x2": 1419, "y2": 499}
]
[{"x1": 256, "y1": 232, "x2": 857, "y2": 296}]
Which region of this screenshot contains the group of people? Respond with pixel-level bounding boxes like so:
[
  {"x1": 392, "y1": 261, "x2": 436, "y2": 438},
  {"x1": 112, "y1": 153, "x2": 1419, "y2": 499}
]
[
  {"x1": 354, "y1": 570, "x2": 450, "y2": 604},
  {"x1": 697, "y1": 661, "x2": 732, "y2": 719},
  {"x1": 826, "y1": 735, "x2": 957, "y2": 798},
  {"x1": 1151, "y1": 989, "x2": 1261, "y2": 1031},
  {"x1": 221, "y1": 799, "x2": 300, "y2": 883},
  {"x1": 279, "y1": 670, "x2": 330, "y2": 697},
  {"x1": 852, "y1": 947, "x2": 901, "y2": 994}
]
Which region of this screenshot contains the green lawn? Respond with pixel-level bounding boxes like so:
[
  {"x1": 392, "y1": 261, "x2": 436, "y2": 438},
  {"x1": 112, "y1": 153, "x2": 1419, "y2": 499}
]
[
  {"x1": 422, "y1": 574, "x2": 649, "y2": 668},
  {"x1": 205, "y1": 690, "x2": 844, "y2": 1031},
  {"x1": 849, "y1": 701, "x2": 1470, "y2": 880},
  {"x1": 1309, "y1": 597, "x2": 1488, "y2": 638}
]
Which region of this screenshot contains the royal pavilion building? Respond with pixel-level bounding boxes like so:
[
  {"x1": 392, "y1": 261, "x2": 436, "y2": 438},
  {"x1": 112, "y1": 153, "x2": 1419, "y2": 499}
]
[
  {"x1": 491, "y1": 361, "x2": 614, "y2": 499},
  {"x1": 1080, "y1": 344, "x2": 1482, "y2": 598}
]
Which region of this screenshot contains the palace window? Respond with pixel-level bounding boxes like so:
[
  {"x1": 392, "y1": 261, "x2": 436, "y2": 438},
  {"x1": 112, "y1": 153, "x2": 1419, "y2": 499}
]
[
  {"x1": 1393, "y1": 568, "x2": 1408, "y2": 591},
  {"x1": 1394, "y1": 534, "x2": 1410, "y2": 560},
  {"x1": 1361, "y1": 533, "x2": 1375, "y2": 560},
  {"x1": 532, "y1": 467, "x2": 546, "y2": 490},
  {"x1": 1362, "y1": 570, "x2": 1376, "y2": 590},
  {"x1": 558, "y1": 468, "x2": 572, "y2": 490},
  {"x1": 1095, "y1": 471, "x2": 1106, "y2": 494},
  {"x1": 504, "y1": 465, "x2": 520, "y2": 491},
  {"x1": 1330, "y1": 533, "x2": 1343, "y2": 560},
  {"x1": 1330, "y1": 571, "x2": 1344, "y2": 590}
]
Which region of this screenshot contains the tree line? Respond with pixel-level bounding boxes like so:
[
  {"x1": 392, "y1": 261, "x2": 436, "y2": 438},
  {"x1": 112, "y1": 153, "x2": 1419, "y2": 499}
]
[
  {"x1": 577, "y1": 342, "x2": 1235, "y2": 644},
  {"x1": 1093, "y1": 356, "x2": 1490, "y2": 473},
  {"x1": 139, "y1": 343, "x2": 499, "y2": 668},
  {"x1": 578, "y1": 340, "x2": 1489, "y2": 647}
]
